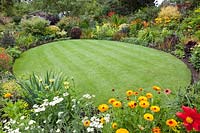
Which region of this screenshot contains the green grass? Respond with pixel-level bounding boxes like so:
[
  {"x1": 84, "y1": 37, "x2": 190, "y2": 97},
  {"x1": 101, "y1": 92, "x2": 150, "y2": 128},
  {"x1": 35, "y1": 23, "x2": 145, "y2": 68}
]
[{"x1": 13, "y1": 40, "x2": 191, "y2": 104}]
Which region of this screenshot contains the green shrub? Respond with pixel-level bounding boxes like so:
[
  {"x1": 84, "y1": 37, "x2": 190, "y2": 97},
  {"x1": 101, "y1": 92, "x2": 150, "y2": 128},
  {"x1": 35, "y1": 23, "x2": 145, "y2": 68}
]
[
  {"x1": 173, "y1": 44, "x2": 185, "y2": 59},
  {"x1": 121, "y1": 37, "x2": 148, "y2": 46},
  {"x1": 21, "y1": 16, "x2": 49, "y2": 36},
  {"x1": 92, "y1": 23, "x2": 118, "y2": 40},
  {"x1": 16, "y1": 33, "x2": 38, "y2": 49},
  {"x1": 57, "y1": 16, "x2": 80, "y2": 34},
  {"x1": 6, "y1": 47, "x2": 22, "y2": 59},
  {"x1": 190, "y1": 44, "x2": 200, "y2": 70}
]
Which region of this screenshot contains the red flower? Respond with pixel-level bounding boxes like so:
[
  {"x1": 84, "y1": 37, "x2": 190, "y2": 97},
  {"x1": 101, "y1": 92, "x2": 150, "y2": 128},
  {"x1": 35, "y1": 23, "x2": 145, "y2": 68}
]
[
  {"x1": 108, "y1": 11, "x2": 115, "y2": 17},
  {"x1": 176, "y1": 106, "x2": 200, "y2": 131}
]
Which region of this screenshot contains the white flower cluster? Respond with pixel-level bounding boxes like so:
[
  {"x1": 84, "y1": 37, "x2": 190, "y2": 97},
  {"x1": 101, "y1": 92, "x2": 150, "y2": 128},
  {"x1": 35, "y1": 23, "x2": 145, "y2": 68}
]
[
  {"x1": 82, "y1": 94, "x2": 95, "y2": 99},
  {"x1": 3, "y1": 119, "x2": 37, "y2": 133},
  {"x1": 154, "y1": 0, "x2": 165, "y2": 7},
  {"x1": 82, "y1": 114, "x2": 110, "y2": 133},
  {"x1": 33, "y1": 92, "x2": 68, "y2": 113}
]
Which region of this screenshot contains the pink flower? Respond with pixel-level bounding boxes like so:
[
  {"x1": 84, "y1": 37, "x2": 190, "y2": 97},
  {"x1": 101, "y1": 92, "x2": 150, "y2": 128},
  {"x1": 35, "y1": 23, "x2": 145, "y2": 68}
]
[{"x1": 164, "y1": 89, "x2": 171, "y2": 95}]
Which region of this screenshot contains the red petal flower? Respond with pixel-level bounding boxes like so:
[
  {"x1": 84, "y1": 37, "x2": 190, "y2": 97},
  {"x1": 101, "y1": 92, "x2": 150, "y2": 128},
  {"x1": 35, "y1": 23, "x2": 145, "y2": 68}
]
[{"x1": 176, "y1": 106, "x2": 200, "y2": 131}]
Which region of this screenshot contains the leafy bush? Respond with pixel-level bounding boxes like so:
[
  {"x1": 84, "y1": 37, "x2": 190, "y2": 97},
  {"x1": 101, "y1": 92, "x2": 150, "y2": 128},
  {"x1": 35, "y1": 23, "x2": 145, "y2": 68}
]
[
  {"x1": 121, "y1": 37, "x2": 148, "y2": 46},
  {"x1": 70, "y1": 26, "x2": 82, "y2": 39},
  {"x1": 173, "y1": 44, "x2": 185, "y2": 59},
  {"x1": 0, "y1": 31, "x2": 15, "y2": 48},
  {"x1": 57, "y1": 16, "x2": 80, "y2": 34},
  {"x1": 190, "y1": 44, "x2": 200, "y2": 70},
  {"x1": 0, "y1": 47, "x2": 12, "y2": 72},
  {"x1": 21, "y1": 16, "x2": 49, "y2": 36},
  {"x1": 92, "y1": 23, "x2": 118, "y2": 40},
  {"x1": 6, "y1": 47, "x2": 22, "y2": 59},
  {"x1": 118, "y1": 23, "x2": 130, "y2": 34},
  {"x1": 16, "y1": 33, "x2": 38, "y2": 49}
]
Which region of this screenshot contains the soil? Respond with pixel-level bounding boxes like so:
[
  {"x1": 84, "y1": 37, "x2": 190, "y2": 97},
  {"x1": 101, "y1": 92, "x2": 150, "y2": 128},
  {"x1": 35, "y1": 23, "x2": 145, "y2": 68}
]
[{"x1": 182, "y1": 57, "x2": 200, "y2": 84}]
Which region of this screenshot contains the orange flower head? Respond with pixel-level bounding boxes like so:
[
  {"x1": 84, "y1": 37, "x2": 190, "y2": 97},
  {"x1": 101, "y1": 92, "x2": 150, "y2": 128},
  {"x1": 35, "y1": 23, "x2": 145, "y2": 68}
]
[
  {"x1": 166, "y1": 119, "x2": 178, "y2": 127},
  {"x1": 126, "y1": 90, "x2": 133, "y2": 96},
  {"x1": 153, "y1": 86, "x2": 161, "y2": 91},
  {"x1": 128, "y1": 101, "x2": 137, "y2": 109},
  {"x1": 152, "y1": 127, "x2": 161, "y2": 133},
  {"x1": 144, "y1": 113, "x2": 154, "y2": 121},
  {"x1": 112, "y1": 122, "x2": 117, "y2": 129},
  {"x1": 83, "y1": 120, "x2": 90, "y2": 127},
  {"x1": 4, "y1": 93, "x2": 12, "y2": 98},
  {"x1": 150, "y1": 106, "x2": 160, "y2": 112},
  {"x1": 113, "y1": 101, "x2": 122, "y2": 108},
  {"x1": 133, "y1": 91, "x2": 139, "y2": 95},
  {"x1": 139, "y1": 101, "x2": 150, "y2": 108},
  {"x1": 146, "y1": 93, "x2": 153, "y2": 98},
  {"x1": 108, "y1": 98, "x2": 116, "y2": 104},
  {"x1": 116, "y1": 128, "x2": 129, "y2": 133},
  {"x1": 98, "y1": 104, "x2": 109, "y2": 112},
  {"x1": 138, "y1": 96, "x2": 147, "y2": 101}
]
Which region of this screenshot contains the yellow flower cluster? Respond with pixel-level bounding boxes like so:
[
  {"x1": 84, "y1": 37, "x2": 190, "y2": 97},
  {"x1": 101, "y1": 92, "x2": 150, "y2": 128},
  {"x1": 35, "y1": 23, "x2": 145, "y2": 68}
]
[{"x1": 96, "y1": 86, "x2": 179, "y2": 132}]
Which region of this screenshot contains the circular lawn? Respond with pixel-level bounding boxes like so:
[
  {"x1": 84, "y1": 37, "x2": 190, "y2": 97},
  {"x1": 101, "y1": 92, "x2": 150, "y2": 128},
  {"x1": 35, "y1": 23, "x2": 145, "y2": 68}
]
[{"x1": 13, "y1": 40, "x2": 191, "y2": 104}]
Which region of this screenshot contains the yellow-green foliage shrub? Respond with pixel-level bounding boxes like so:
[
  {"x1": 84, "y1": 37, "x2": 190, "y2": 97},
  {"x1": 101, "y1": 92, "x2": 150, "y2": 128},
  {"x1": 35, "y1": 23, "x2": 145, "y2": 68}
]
[
  {"x1": 158, "y1": 6, "x2": 181, "y2": 19},
  {"x1": 45, "y1": 25, "x2": 60, "y2": 35}
]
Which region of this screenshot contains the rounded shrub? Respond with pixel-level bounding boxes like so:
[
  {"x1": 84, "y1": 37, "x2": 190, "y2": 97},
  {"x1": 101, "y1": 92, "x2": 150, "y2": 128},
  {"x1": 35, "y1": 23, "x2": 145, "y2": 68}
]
[{"x1": 70, "y1": 26, "x2": 82, "y2": 39}]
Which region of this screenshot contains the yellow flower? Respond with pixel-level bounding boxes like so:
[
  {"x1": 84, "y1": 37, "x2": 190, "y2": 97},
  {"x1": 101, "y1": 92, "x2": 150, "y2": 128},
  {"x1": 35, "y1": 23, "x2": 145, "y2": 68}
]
[
  {"x1": 83, "y1": 120, "x2": 90, "y2": 127},
  {"x1": 116, "y1": 128, "x2": 129, "y2": 133},
  {"x1": 4, "y1": 93, "x2": 12, "y2": 98},
  {"x1": 126, "y1": 90, "x2": 133, "y2": 96},
  {"x1": 139, "y1": 88, "x2": 143, "y2": 91},
  {"x1": 139, "y1": 101, "x2": 150, "y2": 108},
  {"x1": 150, "y1": 106, "x2": 160, "y2": 112},
  {"x1": 112, "y1": 122, "x2": 117, "y2": 129},
  {"x1": 152, "y1": 86, "x2": 161, "y2": 91},
  {"x1": 144, "y1": 113, "x2": 154, "y2": 121},
  {"x1": 146, "y1": 93, "x2": 153, "y2": 98},
  {"x1": 152, "y1": 127, "x2": 161, "y2": 133},
  {"x1": 63, "y1": 81, "x2": 69, "y2": 86},
  {"x1": 138, "y1": 96, "x2": 147, "y2": 101},
  {"x1": 98, "y1": 104, "x2": 109, "y2": 112},
  {"x1": 166, "y1": 119, "x2": 178, "y2": 127},
  {"x1": 113, "y1": 101, "x2": 122, "y2": 108},
  {"x1": 108, "y1": 98, "x2": 116, "y2": 104},
  {"x1": 128, "y1": 101, "x2": 137, "y2": 109},
  {"x1": 100, "y1": 117, "x2": 105, "y2": 124}
]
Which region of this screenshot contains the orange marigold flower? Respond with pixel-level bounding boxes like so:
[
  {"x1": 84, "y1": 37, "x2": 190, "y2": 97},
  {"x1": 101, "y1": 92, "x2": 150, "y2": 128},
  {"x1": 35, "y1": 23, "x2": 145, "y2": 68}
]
[
  {"x1": 139, "y1": 101, "x2": 149, "y2": 108},
  {"x1": 108, "y1": 98, "x2": 116, "y2": 104},
  {"x1": 116, "y1": 128, "x2": 129, "y2": 133},
  {"x1": 112, "y1": 122, "x2": 117, "y2": 129},
  {"x1": 4, "y1": 93, "x2": 12, "y2": 98},
  {"x1": 166, "y1": 119, "x2": 178, "y2": 127},
  {"x1": 150, "y1": 106, "x2": 160, "y2": 112},
  {"x1": 83, "y1": 120, "x2": 90, "y2": 127},
  {"x1": 98, "y1": 104, "x2": 109, "y2": 112},
  {"x1": 133, "y1": 91, "x2": 139, "y2": 95},
  {"x1": 152, "y1": 127, "x2": 161, "y2": 133},
  {"x1": 144, "y1": 113, "x2": 154, "y2": 121},
  {"x1": 113, "y1": 101, "x2": 122, "y2": 108},
  {"x1": 126, "y1": 90, "x2": 133, "y2": 96},
  {"x1": 138, "y1": 96, "x2": 147, "y2": 101},
  {"x1": 128, "y1": 101, "x2": 137, "y2": 108},
  {"x1": 146, "y1": 93, "x2": 153, "y2": 98},
  {"x1": 153, "y1": 86, "x2": 161, "y2": 91}
]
